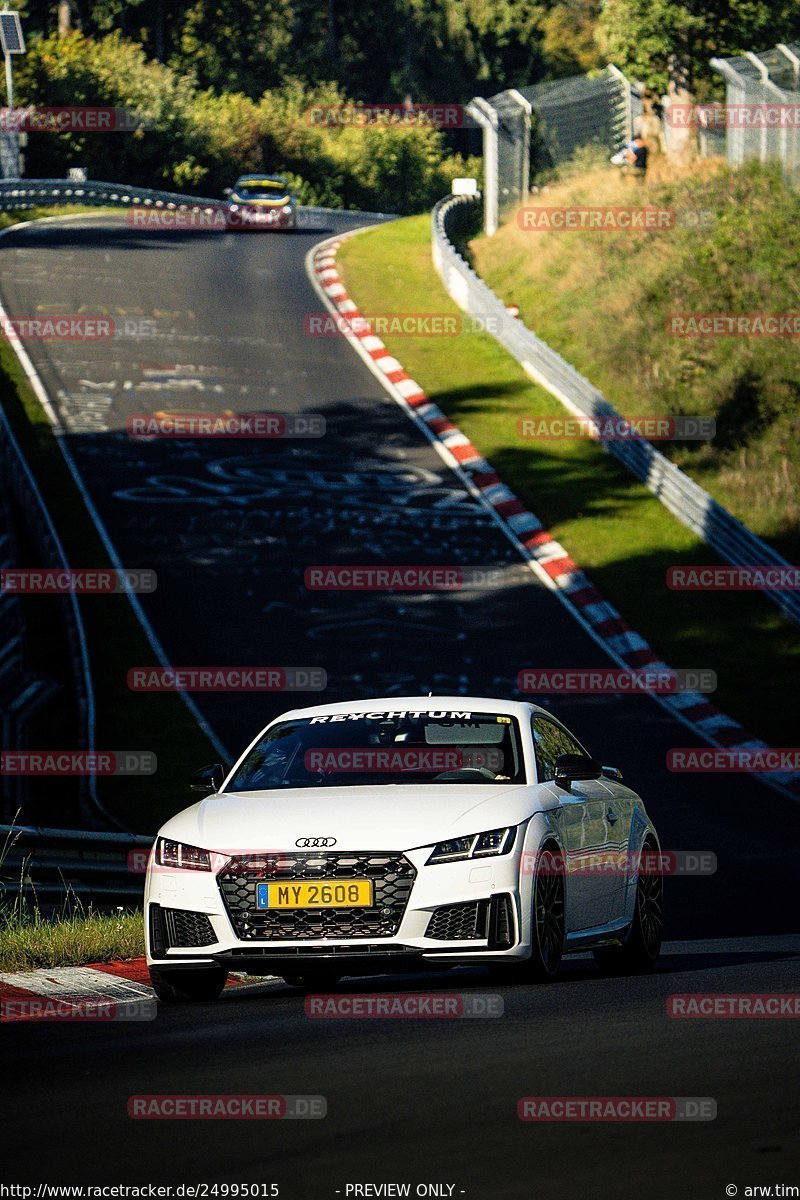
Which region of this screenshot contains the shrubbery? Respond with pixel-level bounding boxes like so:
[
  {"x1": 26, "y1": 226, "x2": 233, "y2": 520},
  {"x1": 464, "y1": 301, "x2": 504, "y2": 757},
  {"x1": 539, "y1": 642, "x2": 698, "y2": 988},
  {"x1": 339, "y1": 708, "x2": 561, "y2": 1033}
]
[{"x1": 16, "y1": 32, "x2": 482, "y2": 212}]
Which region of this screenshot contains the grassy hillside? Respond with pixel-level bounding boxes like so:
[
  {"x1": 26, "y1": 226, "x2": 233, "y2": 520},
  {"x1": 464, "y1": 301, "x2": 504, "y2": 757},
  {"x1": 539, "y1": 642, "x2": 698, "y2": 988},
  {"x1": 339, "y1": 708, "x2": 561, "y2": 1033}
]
[{"x1": 472, "y1": 159, "x2": 800, "y2": 559}]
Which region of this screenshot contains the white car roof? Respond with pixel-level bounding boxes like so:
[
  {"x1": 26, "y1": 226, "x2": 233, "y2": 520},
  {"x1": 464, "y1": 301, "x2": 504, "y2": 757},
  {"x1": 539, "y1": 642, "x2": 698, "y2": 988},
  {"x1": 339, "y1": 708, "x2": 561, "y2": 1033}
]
[{"x1": 270, "y1": 695, "x2": 549, "y2": 722}]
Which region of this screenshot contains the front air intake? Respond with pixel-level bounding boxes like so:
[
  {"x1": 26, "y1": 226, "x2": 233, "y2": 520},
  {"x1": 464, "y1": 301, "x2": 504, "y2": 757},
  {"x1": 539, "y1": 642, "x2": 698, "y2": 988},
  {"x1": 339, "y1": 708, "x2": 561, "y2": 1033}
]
[
  {"x1": 426, "y1": 900, "x2": 489, "y2": 940},
  {"x1": 487, "y1": 893, "x2": 516, "y2": 949}
]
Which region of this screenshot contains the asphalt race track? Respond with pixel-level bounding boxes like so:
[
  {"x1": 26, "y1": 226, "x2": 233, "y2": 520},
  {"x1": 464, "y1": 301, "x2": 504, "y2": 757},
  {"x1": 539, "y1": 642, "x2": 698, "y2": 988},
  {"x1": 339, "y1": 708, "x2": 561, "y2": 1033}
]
[{"x1": 1, "y1": 212, "x2": 798, "y2": 1196}]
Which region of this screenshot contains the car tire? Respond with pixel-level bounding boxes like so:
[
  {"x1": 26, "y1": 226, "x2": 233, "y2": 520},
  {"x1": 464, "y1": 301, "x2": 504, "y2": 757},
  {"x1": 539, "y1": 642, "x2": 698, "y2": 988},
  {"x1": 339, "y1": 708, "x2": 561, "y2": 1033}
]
[
  {"x1": 527, "y1": 845, "x2": 566, "y2": 980},
  {"x1": 594, "y1": 838, "x2": 663, "y2": 974},
  {"x1": 149, "y1": 966, "x2": 228, "y2": 1004},
  {"x1": 491, "y1": 845, "x2": 565, "y2": 984}
]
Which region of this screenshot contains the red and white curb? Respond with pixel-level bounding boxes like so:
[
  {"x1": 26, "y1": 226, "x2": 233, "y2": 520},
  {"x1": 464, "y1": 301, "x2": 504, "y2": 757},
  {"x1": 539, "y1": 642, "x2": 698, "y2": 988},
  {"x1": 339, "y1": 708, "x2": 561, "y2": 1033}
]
[
  {"x1": 0, "y1": 959, "x2": 155, "y2": 1020},
  {"x1": 0, "y1": 958, "x2": 255, "y2": 1020},
  {"x1": 307, "y1": 234, "x2": 800, "y2": 803}
]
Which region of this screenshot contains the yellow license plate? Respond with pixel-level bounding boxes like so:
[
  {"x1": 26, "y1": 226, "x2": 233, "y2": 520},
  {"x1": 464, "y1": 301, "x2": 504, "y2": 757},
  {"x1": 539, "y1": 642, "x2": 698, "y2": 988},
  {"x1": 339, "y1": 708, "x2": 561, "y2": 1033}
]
[{"x1": 256, "y1": 880, "x2": 373, "y2": 909}]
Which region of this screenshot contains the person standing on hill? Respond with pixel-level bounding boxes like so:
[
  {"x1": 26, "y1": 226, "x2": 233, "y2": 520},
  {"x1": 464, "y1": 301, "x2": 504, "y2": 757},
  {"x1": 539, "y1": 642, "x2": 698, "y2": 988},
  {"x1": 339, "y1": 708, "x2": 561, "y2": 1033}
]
[{"x1": 625, "y1": 133, "x2": 648, "y2": 177}]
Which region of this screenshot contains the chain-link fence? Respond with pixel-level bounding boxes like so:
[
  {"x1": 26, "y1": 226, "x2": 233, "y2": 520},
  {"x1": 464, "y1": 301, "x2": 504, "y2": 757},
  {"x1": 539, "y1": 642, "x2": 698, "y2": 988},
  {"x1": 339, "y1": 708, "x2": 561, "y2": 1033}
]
[
  {"x1": 487, "y1": 90, "x2": 530, "y2": 222},
  {"x1": 470, "y1": 43, "x2": 800, "y2": 234},
  {"x1": 663, "y1": 105, "x2": 726, "y2": 160},
  {"x1": 470, "y1": 65, "x2": 641, "y2": 234},
  {"x1": 517, "y1": 66, "x2": 640, "y2": 173},
  {"x1": 710, "y1": 43, "x2": 800, "y2": 179}
]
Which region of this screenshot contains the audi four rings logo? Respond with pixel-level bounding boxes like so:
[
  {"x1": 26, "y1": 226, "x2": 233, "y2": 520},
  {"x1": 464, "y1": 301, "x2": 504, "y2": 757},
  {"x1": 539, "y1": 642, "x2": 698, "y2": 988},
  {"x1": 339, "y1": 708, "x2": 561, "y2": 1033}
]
[{"x1": 295, "y1": 837, "x2": 337, "y2": 847}]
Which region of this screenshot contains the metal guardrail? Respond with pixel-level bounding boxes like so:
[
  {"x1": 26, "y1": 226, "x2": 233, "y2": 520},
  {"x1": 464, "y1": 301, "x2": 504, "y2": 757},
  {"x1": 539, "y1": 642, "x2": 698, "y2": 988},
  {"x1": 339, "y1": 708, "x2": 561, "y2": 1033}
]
[
  {"x1": 0, "y1": 178, "x2": 222, "y2": 212},
  {"x1": 0, "y1": 178, "x2": 399, "y2": 223},
  {"x1": 432, "y1": 193, "x2": 800, "y2": 627},
  {"x1": 0, "y1": 407, "x2": 102, "y2": 826},
  {"x1": 0, "y1": 823, "x2": 153, "y2": 907}
]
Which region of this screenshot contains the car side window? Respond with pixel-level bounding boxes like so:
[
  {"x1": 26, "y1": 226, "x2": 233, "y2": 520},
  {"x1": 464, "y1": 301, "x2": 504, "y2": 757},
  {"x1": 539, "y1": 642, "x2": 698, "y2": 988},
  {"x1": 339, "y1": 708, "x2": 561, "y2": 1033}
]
[
  {"x1": 531, "y1": 718, "x2": 560, "y2": 782},
  {"x1": 532, "y1": 717, "x2": 588, "y2": 783},
  {"x1": 550, "y1": 724, "x2": 586, "y2": 759}
]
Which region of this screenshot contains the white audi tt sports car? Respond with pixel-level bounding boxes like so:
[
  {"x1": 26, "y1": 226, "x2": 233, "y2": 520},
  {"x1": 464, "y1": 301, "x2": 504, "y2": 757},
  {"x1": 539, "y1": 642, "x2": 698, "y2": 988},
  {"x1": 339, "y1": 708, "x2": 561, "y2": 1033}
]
[{"x1": 145, "y1": 696, "x2": 663, "y2": 1002}]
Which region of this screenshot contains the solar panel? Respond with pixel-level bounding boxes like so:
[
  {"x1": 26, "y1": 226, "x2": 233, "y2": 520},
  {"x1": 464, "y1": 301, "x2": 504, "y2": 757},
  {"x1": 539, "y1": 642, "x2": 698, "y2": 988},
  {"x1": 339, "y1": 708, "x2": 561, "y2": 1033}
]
[{"x1": 0, "y1": 12, "x2": 25, "y2": 55}]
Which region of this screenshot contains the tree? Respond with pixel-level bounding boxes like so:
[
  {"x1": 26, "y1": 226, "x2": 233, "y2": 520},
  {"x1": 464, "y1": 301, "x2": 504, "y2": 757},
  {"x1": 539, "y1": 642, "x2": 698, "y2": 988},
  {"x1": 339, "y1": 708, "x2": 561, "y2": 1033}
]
[
  {"x1": 599, "y1": 0, "x2": 800, "y2": 99},
  {"x1": 537, "y1": 0, "x2": 602, "y2": 78},
  {"x1": 58, "y1": 0, "x2": 72, "y2": 37},
  {"x1": 175, "y1": 0, "x2": 295, "y2": 94}
]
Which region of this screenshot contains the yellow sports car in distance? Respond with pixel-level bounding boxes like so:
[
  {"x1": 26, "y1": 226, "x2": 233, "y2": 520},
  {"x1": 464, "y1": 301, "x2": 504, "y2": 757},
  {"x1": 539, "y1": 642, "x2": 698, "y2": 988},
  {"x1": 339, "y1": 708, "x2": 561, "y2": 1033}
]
[{"x1": 224, "y1": 174, "x2": 298, "y2": 230}]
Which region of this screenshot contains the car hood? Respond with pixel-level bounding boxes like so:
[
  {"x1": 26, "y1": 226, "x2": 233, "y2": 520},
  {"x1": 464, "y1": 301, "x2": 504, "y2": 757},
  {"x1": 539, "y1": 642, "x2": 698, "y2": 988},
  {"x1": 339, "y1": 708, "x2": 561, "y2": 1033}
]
[{"x1": 160, "y1": 784, "x2": 541, "y2": 854}]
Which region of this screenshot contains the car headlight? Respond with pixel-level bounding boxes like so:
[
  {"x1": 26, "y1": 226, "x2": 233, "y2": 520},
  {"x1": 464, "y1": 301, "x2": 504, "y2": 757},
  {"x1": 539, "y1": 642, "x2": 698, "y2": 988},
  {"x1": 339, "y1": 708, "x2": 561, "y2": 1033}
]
[
  {"x1": 156, "y1": 837, "x2": 212, "y2": 871},
  {"x1": 427, "y1": 827, "x2": 515, "y2": 864}
]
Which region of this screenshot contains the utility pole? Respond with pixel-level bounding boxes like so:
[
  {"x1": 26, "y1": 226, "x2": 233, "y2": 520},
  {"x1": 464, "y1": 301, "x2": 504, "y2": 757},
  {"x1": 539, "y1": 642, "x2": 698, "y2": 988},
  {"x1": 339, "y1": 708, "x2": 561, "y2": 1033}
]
[{"x1": 0, "y1": 9, "x2": 25, "y2": 177}]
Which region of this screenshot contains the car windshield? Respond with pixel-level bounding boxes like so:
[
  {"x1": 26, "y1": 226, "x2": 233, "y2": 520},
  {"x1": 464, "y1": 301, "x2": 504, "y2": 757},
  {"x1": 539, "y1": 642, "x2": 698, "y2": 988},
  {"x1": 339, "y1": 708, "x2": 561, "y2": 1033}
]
[
  {"x1": 226, "y1": 710, "x2": 526, "y2": 790},
  {"x1": 235, "y1": 181, "x2": 288, "y2": 199}
]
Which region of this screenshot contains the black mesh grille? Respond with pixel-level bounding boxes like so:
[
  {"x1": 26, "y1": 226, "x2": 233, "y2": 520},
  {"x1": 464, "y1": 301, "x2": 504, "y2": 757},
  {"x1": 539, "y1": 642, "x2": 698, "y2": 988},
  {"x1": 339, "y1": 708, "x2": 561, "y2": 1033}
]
[
  {"x1": 163, "y1": 908, "x2": 216, "y2": 948},
  {"x1": 426, "y1": 900, "x2": 489, "y2": 941},
  {"x1": 218, "y1": 852, "x2": 416, "y2": 940}
]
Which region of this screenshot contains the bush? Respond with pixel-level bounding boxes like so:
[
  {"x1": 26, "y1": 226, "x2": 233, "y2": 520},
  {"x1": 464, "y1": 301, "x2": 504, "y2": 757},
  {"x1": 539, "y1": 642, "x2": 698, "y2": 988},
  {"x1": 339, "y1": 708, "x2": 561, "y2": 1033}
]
[{"x1": 17, "y1": 31, "x2": 479, "y2": 213}]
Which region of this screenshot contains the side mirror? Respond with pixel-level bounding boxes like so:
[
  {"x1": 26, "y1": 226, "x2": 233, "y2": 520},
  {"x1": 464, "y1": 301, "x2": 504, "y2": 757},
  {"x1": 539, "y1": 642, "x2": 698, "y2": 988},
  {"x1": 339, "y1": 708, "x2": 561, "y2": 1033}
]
[
  {"x1": 554, "y1": 753, "x2": 602, "y2": 788},
  {"x1": 222, "y1": 187, "x2": 232, "y2": 197},
  {"x1": 190, "y1": 763, "x2": 224, "y2": 793},
  {"x1": 602, "y1": 764, "x2": 623, "y2": 781}
]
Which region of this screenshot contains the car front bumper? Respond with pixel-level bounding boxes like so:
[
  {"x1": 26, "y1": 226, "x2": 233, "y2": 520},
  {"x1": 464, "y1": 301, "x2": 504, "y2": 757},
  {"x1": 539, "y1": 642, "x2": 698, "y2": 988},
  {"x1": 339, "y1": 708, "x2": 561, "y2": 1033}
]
[
  {"x1": 145, "y1": 844, "x2": 530, "y2": 972},
  {"x1": 229, "y1": 203, "x2": 296, "y2": 229}
]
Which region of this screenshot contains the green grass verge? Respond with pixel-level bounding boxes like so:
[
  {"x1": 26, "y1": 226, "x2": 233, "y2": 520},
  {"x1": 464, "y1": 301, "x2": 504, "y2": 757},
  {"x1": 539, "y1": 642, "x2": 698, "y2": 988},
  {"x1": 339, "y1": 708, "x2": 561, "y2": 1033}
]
[
  {"x1": 0, "y1": 205, "x2": 104, "y2": 231},
  {"x1": 0, "y1": 907, "x2": 144, "y2": 972},
  {"x1": 337, "y1": 214, "x2": 800, "y2": 747},
  {"x1": 0, "y1": 207, "x2": 215, "y2": 832}
]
